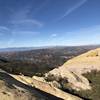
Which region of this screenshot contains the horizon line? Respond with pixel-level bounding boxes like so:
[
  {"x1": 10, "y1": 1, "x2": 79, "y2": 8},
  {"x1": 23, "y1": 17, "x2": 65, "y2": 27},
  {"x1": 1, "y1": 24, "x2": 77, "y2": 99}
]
[{"x1": 0, "y1": 44, "x2": 100, "y2": 49}]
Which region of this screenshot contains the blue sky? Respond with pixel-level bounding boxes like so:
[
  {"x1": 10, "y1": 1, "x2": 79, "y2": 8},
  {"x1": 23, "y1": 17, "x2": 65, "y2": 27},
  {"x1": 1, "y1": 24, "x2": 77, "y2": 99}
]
[{"x1": 0, "y1": 0, "x2": 100, "y2": 48}]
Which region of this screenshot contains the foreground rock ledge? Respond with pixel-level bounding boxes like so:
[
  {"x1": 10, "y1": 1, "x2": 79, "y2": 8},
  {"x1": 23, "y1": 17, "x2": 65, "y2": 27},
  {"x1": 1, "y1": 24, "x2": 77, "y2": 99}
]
[{"x1": 11, "y1": 75, "x2": 82, "y2": 100}]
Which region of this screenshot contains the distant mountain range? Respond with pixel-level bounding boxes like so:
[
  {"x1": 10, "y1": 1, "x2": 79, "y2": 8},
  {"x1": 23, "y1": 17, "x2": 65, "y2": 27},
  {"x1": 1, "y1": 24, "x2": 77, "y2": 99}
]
[
  {"x1": 0, "y1": 45, "x2": 100, "y2": 52},
  {"x1": 0, "y1": 47, "x2": 38, "y2": 52}
]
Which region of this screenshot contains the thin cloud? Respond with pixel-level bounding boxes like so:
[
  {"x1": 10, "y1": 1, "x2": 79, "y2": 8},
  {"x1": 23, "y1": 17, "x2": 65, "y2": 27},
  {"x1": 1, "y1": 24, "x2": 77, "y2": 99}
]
[
  {"x1": 60, "y1": 25, "x2": 100, "y2": 46},
  {"x1": 64, "y1": 25, "x2": 100, "y2": 38},
  {"x1": 51, "y1": 33, "x2": 57, "y2": 37},
  {"x1": 57, "y1": 0, "x2": 87, "y2": 21},
  {"x1": 12, "y1": 31, "x2": 40, "y2": 37},
  {"x1": 0, "y1": 26, "x2": 14, "y2": 46},
  {"x1": 76, "y1": 25, "x2": 100, "y2": 35},
  {"x1": 11, "y1": 19, "x2": 43, "y2": 28},
  {"x1": 0, "y1": 26, "x2": 11, "y2": 36},
  {"x1": 10, "y1": 3, "x2": 43, "y2": 30},
  {"x1": 0, "y1": 26, "x2": 9, "y2": 31}
]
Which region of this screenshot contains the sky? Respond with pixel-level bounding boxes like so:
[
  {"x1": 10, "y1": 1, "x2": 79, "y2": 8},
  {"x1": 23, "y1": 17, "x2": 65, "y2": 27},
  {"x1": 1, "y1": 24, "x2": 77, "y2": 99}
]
[{"x1": 0, "y1": 0, "x2": 100, "y2": 48}]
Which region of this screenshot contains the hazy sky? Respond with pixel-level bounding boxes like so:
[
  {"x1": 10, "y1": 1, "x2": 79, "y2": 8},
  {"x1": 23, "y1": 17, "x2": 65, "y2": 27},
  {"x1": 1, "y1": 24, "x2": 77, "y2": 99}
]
[{"x1": 0, "y1": 0, "x2": 100, "y2": 48}]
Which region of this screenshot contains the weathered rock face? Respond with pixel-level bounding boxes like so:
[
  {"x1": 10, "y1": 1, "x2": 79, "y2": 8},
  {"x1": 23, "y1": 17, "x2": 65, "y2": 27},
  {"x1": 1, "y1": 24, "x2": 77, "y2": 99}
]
[
  {"x1": 45, "y1": 48, "x2": 100, "y2": 91},
  {"x1": 0, "y1": 69, "x2": 82, "y2": 100},
  {"x1": 11, "y1": 74, "x2": 82, "y2": 100},
  {"x1": 0, "y1": 73, "x2": 46, "y2": 100},
  {"x1": 0, "y1": 81, "x2": 37, "y2": 100},
  {"x1": 45, "y1": 68, "x2": 91, "y2": 91}
]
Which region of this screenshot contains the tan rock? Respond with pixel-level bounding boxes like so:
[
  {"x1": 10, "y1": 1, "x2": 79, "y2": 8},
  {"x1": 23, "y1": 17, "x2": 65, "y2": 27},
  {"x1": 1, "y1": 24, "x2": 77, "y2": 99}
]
[{"x1": 45, "y1": 48, "x2": 100, "y2": 91}]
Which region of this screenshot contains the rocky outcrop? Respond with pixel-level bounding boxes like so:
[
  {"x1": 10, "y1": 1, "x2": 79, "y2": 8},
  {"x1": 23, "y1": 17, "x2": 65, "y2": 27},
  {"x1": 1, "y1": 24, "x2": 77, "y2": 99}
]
[
  {"x1": 0, "y1": 68, "x2": 82, "y2": 100},
  {"x1": 45, "y1": 68, "x2": 91, "y2": 91},
  {"x1": 45, "y1": 48, "x2": 100, "y2": 91},
  {"x1": 0, "y1": 72, "x2": 48, "y2": 100},
  {"x1": 11, "y1": 75, "x2": 82, "y2": 100}
]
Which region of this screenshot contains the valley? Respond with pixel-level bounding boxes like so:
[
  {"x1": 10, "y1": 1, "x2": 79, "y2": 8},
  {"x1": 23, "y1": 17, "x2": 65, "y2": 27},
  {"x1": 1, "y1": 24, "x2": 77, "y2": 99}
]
[{"x1": 0, "y1": 46, "x2": 100, "y2": 100}]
